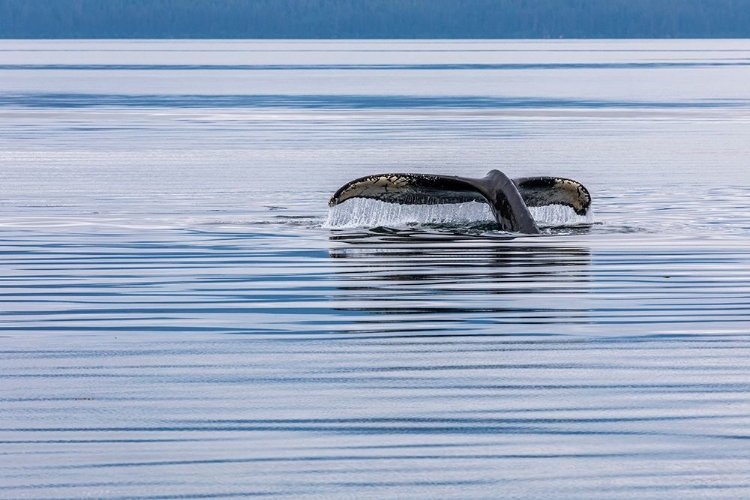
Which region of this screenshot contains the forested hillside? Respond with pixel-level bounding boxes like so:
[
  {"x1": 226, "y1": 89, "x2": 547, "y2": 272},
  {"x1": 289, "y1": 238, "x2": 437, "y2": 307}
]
[{"x1": 1, "y1": 0, "x2": 749, "y2": 38}]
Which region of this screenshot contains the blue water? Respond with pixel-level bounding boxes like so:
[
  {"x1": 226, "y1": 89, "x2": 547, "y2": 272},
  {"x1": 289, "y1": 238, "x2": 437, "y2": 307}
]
[{"x1": 2, "y1": 39, "x2": 750, "y2": 499}]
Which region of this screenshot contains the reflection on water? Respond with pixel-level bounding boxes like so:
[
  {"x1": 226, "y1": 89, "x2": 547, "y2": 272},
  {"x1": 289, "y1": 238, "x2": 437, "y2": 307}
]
[{"x1": 329, "y1": 233, "x2": 592, "y2": 332}]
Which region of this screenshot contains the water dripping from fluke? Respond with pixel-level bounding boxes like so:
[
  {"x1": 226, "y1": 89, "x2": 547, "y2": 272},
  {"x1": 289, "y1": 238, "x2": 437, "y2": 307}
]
[{"x1": 324, "y1": 198, "x2": 594, "y2": 235}]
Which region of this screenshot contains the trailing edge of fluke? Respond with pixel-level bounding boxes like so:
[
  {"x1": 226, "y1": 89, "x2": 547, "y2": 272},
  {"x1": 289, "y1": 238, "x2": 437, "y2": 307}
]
[{"x1": 328, "y1": 169, "x2": 591, "y2": 234}]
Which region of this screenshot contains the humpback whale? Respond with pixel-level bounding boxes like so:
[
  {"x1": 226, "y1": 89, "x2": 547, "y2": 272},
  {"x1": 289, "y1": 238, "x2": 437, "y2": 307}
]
[{"x1": 329, "y1": 169, "x2": 591, "y2": 234}]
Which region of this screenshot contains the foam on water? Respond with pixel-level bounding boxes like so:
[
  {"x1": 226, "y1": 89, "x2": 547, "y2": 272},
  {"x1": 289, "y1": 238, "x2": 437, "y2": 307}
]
[{"x1": 324, "y1": 198, "x2": 592, "y2": 230}]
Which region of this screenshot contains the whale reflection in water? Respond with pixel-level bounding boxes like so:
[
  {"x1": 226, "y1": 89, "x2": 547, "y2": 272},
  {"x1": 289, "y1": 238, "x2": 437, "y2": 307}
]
[{"x1": 328, "y1": 232, "x2": 593, "y2": 337}]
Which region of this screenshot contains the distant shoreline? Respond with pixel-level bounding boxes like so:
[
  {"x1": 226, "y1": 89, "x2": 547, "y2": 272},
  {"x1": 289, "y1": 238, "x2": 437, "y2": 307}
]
[
  {"x1": 2, "y1": 37, "x2": 750, "y2": 40},
  {"x1": 2, "y1": 0, "x2": 749, "y2": 40}
]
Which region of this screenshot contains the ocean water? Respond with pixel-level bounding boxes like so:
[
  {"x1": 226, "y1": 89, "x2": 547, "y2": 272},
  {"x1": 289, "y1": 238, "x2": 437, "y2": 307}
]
[{"x1": 2, "y1": 39, "x2": 750, "y2": 499}]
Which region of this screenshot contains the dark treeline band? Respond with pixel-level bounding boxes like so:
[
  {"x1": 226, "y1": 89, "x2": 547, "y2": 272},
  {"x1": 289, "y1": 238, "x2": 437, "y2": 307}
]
[{"x1": 2, "y1": 0, "x2": 750, "y2": 39}]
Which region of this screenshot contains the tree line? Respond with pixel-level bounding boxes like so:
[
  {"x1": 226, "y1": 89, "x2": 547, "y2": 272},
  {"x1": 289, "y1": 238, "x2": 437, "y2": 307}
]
[{"x1": 2, "y1": 0, "x2": 750, "y2": 38}]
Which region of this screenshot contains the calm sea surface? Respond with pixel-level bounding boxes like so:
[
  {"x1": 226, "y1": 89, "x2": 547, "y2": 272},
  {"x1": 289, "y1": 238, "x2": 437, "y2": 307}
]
[{"x1": 2, "y1": 39, "x2": 750, "y2": 499}]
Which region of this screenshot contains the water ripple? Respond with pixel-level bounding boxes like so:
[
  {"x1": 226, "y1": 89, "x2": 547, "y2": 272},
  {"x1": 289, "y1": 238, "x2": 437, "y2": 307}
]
[{"x1": 3, "y1": 39, "x2": 750, "y2": 499}]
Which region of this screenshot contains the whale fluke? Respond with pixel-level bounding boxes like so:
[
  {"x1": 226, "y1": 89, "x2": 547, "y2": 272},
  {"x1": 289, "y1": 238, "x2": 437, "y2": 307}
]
[
  {"x1": 329, "y1": 170, "x2": 591, "y2": 234},
  {"x1": 513, "y1": 177, "x2": 591, "y2": 216}
]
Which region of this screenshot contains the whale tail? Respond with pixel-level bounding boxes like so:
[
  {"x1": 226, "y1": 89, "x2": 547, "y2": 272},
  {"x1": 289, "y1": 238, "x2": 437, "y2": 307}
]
[
  {"x1": 329, "y1": 170, "x2": 591, "y2": 234},
  {"x1": 512, "y1": 176, "x2": 591, "y2": 216}
]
